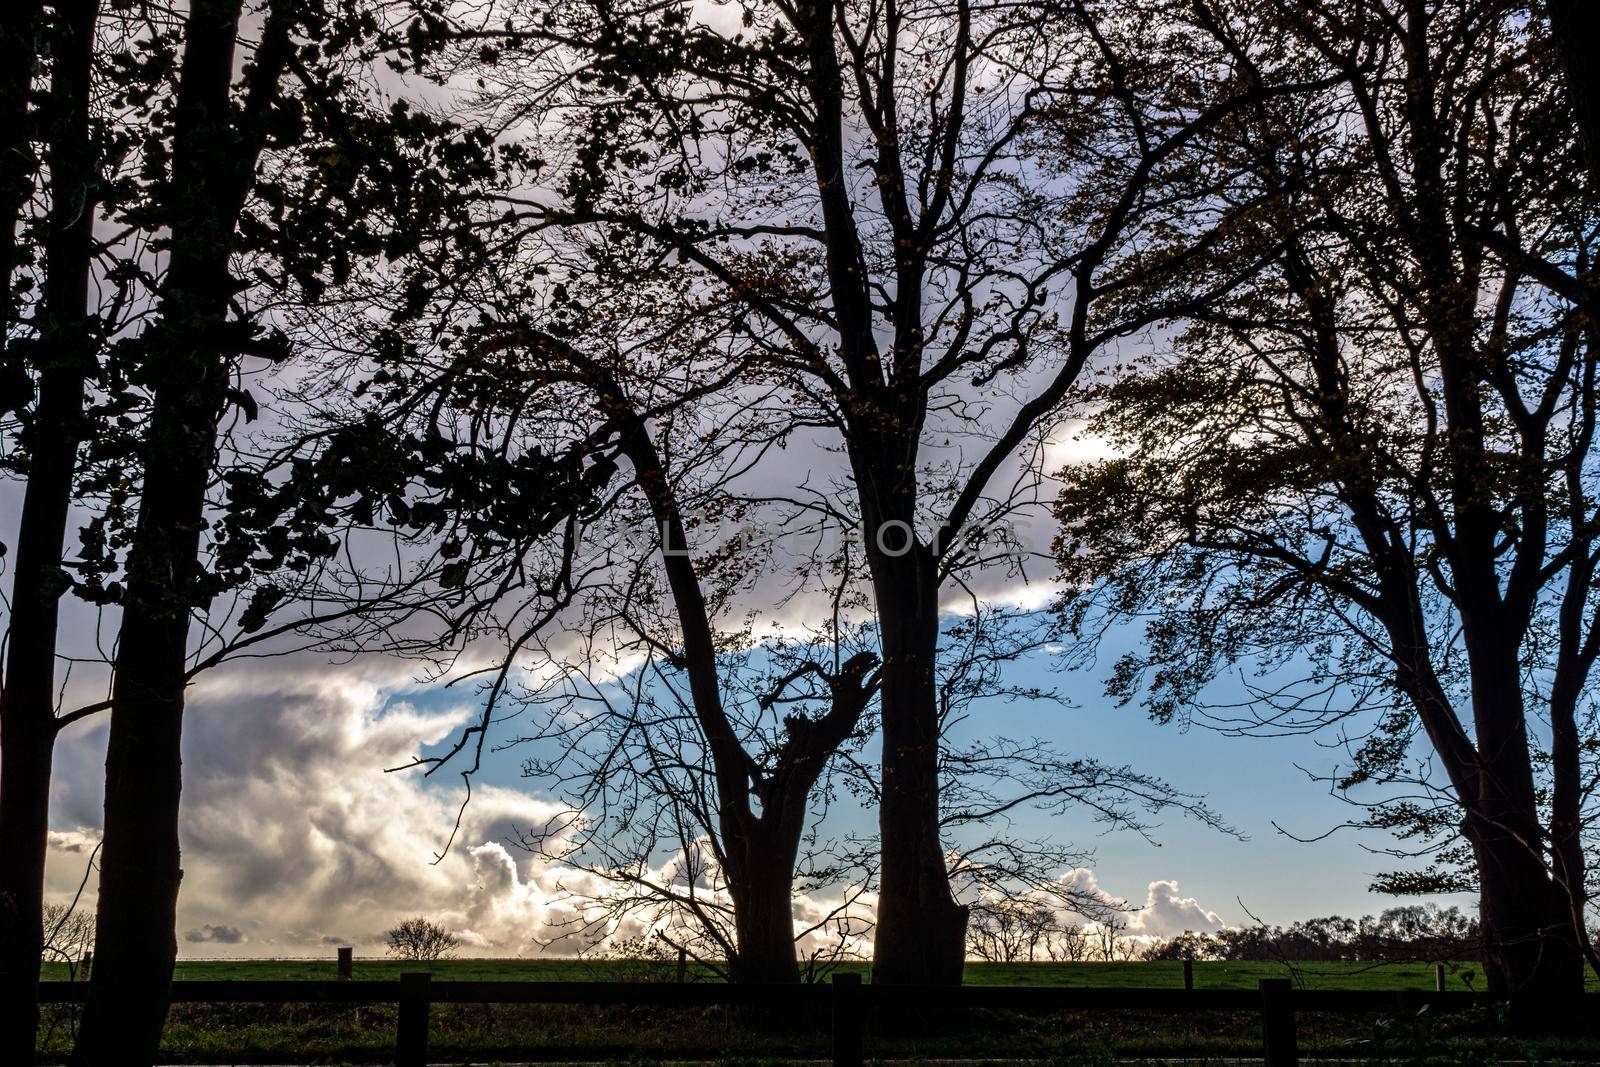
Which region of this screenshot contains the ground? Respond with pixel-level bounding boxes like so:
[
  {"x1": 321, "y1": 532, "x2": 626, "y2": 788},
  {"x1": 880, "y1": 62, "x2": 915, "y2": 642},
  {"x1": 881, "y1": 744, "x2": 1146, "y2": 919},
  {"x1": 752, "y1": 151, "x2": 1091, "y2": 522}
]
[
  {"x1": 39, "y1": 957, "x2": 1492, "y2": 989},
  {"x1": 33, "y1": 960, "x2": 1600, "y2": 1063}
]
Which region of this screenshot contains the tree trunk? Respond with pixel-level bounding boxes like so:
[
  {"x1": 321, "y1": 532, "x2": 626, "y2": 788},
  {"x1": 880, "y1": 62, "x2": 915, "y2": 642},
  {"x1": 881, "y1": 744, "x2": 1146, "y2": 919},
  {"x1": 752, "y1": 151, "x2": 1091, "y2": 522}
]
[
  {"x1": 0, "y1": 1, "x2": 97, "y2": 1057},
  {"x1": 72, "y1": 1, "x2": 278, "y2": 1060},
  {"x1": 67, "y1": 355, "x2": 223, "y2": 1060},
  {"x1": 1549, "y1": 0, "x2": 1600, "y2": 189},
  {"x1": 726, "y1": 852, "x2": 802, "y2": 985},
  {"x1": 1463, "y1": 666, "x2": 1584, "y2": 1005},
  {"x1": 0, "y1": 0, "x2": 42, "y2": 348},
  {"x1": 0, "y1": 708, "x2": 55, "y2": 1060},
  {"x1": 866, "y1": 545, "x2": 967, "y2": 986},
  {"x1": 1465, "y1": 818, "x2": 1582, "y2": 1002},
  {"x1": 68, "y1": 611, "x2": 190, "y2": 1063}
]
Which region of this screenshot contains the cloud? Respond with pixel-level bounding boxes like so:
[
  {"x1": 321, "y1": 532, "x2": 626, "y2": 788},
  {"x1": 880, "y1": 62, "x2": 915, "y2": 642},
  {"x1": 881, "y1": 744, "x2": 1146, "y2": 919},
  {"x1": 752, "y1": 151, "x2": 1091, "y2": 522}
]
[
  {"x1": 1131, "y1": 879, "x2": 1225, "y2": 937},
  {"x1": 47, "y1": 663, "x2": 582, "y2": 957},
  {"x1": 46, "y1": 828, "x2": 100, "y2": 854},
  {"x1": 186, "y1": 924, "x2": 246, "y2": 944},
  {"x1": 44, "y1": 660, "x2": 1219, "y2": 960},
  {"x1": 1055, "y1": 868, "x2": 1224, "y2": 938}
]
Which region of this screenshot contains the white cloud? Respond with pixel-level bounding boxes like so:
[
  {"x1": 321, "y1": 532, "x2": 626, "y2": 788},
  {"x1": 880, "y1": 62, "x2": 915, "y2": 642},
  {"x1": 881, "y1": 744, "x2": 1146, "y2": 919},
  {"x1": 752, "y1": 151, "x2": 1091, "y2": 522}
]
[
  {"x1": 1055, "y1": 868, "x2": 1225, "y2": 938},
  {"x1": 44, "y1": 661, "x2": 1220, "y2": 960},
  {"x1": 47, "y1": 664, "x2": 581, "y2": 957}
]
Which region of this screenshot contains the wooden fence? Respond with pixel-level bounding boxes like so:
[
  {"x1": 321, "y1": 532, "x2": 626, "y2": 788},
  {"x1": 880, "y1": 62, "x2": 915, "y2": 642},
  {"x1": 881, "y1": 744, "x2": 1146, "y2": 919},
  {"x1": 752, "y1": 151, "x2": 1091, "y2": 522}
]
[{"x1": 36, "y1": 975, "x2": 1523, "y2": 1066}]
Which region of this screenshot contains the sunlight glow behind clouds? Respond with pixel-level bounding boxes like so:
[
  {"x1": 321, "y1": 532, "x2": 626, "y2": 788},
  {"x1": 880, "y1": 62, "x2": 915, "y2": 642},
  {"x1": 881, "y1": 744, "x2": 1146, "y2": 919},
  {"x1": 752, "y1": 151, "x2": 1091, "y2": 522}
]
[{"x1": 44, "y1": 661, "x2": 1223, "y2": 957}]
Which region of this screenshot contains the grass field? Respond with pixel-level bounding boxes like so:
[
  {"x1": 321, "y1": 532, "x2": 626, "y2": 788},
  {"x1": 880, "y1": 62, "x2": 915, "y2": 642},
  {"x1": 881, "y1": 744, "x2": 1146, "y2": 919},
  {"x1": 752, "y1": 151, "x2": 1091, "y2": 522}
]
[
  {"x1": 37, "y1": 956, "x2": 1492, "y2": 989},
  {"x1": 35, "y1": 959, "x2": 1597, "y2": 1063}
]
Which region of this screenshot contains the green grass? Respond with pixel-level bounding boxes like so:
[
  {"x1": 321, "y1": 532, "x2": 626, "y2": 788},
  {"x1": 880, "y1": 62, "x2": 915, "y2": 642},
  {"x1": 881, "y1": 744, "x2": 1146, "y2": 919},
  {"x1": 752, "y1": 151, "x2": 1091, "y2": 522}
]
[{"x1": 37, "y1": 956, "x2": 1489, "y2": 989}]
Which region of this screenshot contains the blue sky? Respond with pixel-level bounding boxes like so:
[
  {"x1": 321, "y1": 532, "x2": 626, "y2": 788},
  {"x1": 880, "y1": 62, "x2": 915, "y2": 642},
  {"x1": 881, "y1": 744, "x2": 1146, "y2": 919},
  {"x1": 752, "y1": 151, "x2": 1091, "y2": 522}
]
[
  {"x1": 38, "y1": 607, "x2": 1466, "y2": 956},
  {"x1": 403, "y1": 615, "x2": 1466, "y2": 931}
]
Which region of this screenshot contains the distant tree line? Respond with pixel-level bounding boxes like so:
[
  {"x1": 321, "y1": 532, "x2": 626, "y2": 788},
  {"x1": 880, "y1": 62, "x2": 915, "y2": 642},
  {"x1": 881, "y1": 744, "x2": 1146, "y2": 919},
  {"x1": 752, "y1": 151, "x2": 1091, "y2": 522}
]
[{"x1": 1144, "y1": 906, "x2": 1481, "y2": 965}]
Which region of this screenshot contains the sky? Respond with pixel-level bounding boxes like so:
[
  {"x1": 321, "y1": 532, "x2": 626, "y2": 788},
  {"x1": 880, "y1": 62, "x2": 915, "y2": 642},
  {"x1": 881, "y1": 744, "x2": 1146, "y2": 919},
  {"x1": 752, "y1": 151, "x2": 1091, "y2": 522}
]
[
  {"x1": 10, "y1": 334, "x2": 1472, "y2": 962},
  {"x1": 35, "y1": 607, "x2": 1468, "y2": 959},
  {"x1": 11, "y1": 0, "x2": 1476, "y2": 961}
]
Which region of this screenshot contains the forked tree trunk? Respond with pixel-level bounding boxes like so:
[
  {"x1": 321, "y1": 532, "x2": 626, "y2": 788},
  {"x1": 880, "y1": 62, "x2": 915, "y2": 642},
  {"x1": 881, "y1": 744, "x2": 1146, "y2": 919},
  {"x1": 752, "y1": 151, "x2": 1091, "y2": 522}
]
[
  {"x1": 0, "y1": 1, "x2": 98, "y2": 1058},
  {"x1": 1462, "y1": 668, "x2": 1583, "y2": 1006},
  {"x1": 1466, "y1": 821, "x2": 1583, "y2": 1014},
  {"x1": 607, "y1": 398, "x2": 873, "y2": 985},
  {"x1": 726, "y1": 850, "x2": 803, "y2": 985}
]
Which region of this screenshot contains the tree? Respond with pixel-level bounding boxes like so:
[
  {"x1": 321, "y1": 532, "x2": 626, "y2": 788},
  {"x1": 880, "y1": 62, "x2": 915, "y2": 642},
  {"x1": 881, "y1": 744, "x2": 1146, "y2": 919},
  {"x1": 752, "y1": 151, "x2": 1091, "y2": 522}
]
[
  {"x1": 429, "y1": 0, "x2": 1320, "y2": 984},
  {"x1": 324, "y1": 225, "x2": 1230, "y2": 982},
  {"x1": 47, "y1": 1, "x2": 592, "y2": 1058},
  {"x1": 346, "y1": 260, "x2": 883, "y2": 982},
  {"x1": 1547, "y1": 1, "x2": 1600, "y2": 188},
  {"x1": 1142, "y1": 905, "x2": 1481, "y2": 966},
  {"x1": 0, "y1": 1, "x2": 99, "y2": 1056},
  {"x1": 1053, "y1": 0, "x2": 1597, "y2": 1000},
  {"x1": 41, "y1": 902, "x2": 95, "y2": 970},
  {"x1": 385, "y1": 917, "x2": 458, "y2": 961}
]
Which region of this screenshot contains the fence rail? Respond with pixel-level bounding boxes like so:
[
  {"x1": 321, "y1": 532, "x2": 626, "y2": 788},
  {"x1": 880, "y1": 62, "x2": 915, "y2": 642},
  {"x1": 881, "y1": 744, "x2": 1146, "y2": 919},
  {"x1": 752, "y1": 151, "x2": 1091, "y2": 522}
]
[{"x1": 34, "y1": 975, "x2": 1535, "y2": 1067}]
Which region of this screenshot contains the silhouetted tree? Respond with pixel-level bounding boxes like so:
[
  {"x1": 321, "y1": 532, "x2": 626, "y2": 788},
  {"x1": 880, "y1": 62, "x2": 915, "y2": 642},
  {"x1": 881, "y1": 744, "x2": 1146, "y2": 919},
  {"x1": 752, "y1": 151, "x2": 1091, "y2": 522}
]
[
  {"x1": 1144, "y1": 905, "x2": 1481, "y2": 966},
  {"x1": 32, "y1": 2, "x2": 594, "y2": 1060},
  {"x1": 0, "y1": 1, "x2": 99, "y2": 1055},
  {"x1": 385, "y1": 917, "x2": 458, "y2": 961},
  {"x1": 423, "y1": 0, "x2": 1326, "y2": 984},
  {"x1": 1054, "y1": 0, "x2": 1597, "y2": 999}
]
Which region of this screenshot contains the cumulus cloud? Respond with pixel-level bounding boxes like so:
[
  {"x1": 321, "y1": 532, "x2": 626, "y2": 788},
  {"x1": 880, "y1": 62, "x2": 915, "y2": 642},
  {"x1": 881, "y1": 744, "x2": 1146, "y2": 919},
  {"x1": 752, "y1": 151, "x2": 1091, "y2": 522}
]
[
  {"x1": 47, "y1": 664, "x2": 582, "y2": 957},
  {"x1": 43, "y1": 660, "x2": 1220, "y2": 960},
  {"x1": 1131, "y1": 879, "x2": 1226, "y2": 937},
  {"x1": 1055, "y1": 868, "x2": 1224, "y2": 938}
]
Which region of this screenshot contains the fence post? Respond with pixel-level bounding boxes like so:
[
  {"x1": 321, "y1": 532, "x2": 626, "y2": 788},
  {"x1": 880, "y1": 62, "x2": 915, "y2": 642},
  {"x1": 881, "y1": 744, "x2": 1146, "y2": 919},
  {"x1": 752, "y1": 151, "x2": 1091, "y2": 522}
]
[
  {"x1": 396, "y1": 972, "x2": 431, "y2": 1067},
  {"x1": 337, "y1": 947, "x2": 353, "y2": 981},
  {"x1": 1434, "y1": 962, "x2": 1446, "y2": 992},
  {"x1": 677, "y1": 946, "x2": 687, "y2": 983},
  {"x1": 832, "y1": 971, "x2": 863, "y2": 1067},
  {"x1": 1259, "y1": 978, "x2": 1298, "y2": 1067},
  {"x1": 1183, "y1": 958, "x2": 1193, "y2": 991}
]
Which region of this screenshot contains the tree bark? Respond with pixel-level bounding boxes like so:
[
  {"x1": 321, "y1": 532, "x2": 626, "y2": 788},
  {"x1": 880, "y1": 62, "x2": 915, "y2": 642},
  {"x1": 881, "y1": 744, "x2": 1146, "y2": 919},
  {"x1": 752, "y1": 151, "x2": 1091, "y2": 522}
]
[
  {"x1": 72, "y1": 1, "x2": 288, "y2": 1060},
  {"x1": 0, "y1": 0, "x2": 42, "y2": 352},
  {"x1": 1462, "y1": 664, "x2": 1583, "y2": 1004},
  {"x1": 864, "y1": 542, "x2": 967, "y2": 987},
  {"x1": 1549, "y1": 0, "x2": 1600, "y2": 189},
  {"x1": 0, "y1": 1, "x2": 98, "y2": 1058}
]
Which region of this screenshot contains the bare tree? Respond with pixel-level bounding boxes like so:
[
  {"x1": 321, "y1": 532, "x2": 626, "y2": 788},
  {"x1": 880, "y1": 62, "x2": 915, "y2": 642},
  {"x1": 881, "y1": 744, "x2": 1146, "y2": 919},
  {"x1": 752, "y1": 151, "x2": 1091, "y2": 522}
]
[
  {"x1": 385, "y1": 917, "x2": 459, "y2": 962},
  {"x1": 41, "y1": 903, "x2": 95, "y2": 970},
  {"x1": 965, "y1": 896, "x2": 1058, "y2": 963}
]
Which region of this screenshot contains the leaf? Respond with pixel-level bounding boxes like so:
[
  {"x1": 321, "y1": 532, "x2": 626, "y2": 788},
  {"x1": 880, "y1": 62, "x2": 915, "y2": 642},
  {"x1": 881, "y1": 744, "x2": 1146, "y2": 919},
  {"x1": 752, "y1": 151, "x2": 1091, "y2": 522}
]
[{"x1": 227, "y1": 387, "x2": 259, "y2": 422}]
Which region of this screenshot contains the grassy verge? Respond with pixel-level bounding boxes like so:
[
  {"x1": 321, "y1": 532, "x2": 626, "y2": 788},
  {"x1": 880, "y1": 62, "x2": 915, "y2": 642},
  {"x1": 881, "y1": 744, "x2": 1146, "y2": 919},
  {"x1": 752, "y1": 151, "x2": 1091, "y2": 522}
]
[
  {"x1": 35, "y1": 960, "x2": 1599, "y2": 1062},
  {"x1": 37, "y1": 957, "x2": 1496, "y2": 990},
  {"x1": 34, "y1": 999, "x2": 1598, "y2": 1063}
]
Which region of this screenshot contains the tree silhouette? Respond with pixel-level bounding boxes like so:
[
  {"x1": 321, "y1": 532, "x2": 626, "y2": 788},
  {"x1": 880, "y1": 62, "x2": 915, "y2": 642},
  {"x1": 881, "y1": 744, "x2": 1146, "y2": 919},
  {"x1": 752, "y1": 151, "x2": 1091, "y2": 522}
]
[{"x1": 1054, "y1": 0, "x2": 1597, "y2": 1001}]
